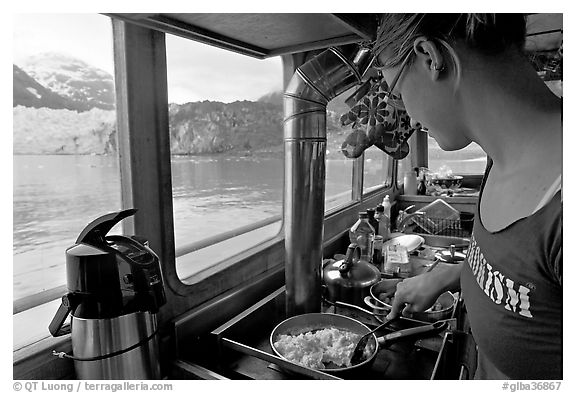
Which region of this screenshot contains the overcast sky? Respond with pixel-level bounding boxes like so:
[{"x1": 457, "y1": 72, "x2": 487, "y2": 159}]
[{"x1": 13, "y1": 13, "x2": 283, "y2": 104}]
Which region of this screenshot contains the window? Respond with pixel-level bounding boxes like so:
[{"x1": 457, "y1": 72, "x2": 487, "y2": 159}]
[
  {"x1": 427, "y1": 139, "x2": 487, "y2": 175},
  {"x1": 397, "y1": 157, "x2": 411, "y2": 186},
  {"x1": 325, "y1": 89, "x2": 355, "y2": 211},
  {"x1": 324, "y1": 88, "x2": 393, "y2": 210},
  {"x1": 164, "y1": 35, "x2": 284, "y2": 282},
  {"x1": 398, "y1": 137, "x2": 487, "y2": 186},
  {"x1": 13, "y1": 14, "x2": 120, "y2": 348},
  {"x1": 363, "y1": 145, "x2": 392, "y2": 193}
]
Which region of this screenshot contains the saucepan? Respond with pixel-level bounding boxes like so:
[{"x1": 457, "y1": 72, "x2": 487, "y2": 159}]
[
  {"x1": 365, "y1": 279, "x2": 456, "y2": 322},
  {"x1": 269, "y1": 313, "x2": 446, "y2": 375}
]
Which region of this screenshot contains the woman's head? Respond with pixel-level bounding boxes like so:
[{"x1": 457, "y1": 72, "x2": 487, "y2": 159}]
[
  {"x1": 374, "y1": 14, "x2": 527, "y2": 68},
  {"x1": 374, "y1": 14, "x2": 527, "y2": 150}
]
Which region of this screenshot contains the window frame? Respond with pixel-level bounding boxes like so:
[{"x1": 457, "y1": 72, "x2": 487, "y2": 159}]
[
  {"x1": 12, "y1": 26, "x2": 397, "y2": 314},
  {"x1": 12, "y1": 18, "x2": 397, "y2": 360}
]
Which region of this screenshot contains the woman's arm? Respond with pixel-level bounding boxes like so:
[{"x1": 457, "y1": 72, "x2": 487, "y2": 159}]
[{"x1": 387, "y1": 262, "x2": 463, "y2": 320}]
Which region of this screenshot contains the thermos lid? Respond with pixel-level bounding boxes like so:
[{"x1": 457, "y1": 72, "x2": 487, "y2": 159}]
[{"x1": 76, "y1": 208, "x2": 137, "y2": 246}]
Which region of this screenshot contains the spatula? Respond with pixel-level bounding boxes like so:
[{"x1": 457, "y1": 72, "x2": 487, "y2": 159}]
[
  {"x1": 350, "y1": 319, "x2": 447, "y2": 365},
  {"x1": 350, "y1": 316, "x2": 398, "y2": 365}
]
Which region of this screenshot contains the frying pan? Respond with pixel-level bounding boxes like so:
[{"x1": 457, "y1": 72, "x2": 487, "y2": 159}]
[
  {"x1": 269, "y1": 313, "x2": 446, "y2": 374},
  {"x1": 270, "y1": 313, "x2": 378, "y2": 373}
]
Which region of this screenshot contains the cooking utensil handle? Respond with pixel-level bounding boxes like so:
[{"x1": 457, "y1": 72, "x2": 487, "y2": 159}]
[
  {"x1": 334, "y1": 300, "x2": 384, "y2": 324},
  {"x1": 334, "y1": 300, "x2": 379, "y2": 316},
  {"x1": 378, "y1": 321, "x2": 446, "y2": 344},
  {"x1": 425, "y1": 259, "x2": 441, "y2": 273},
  {"x1": 364, "y1": 296, "x2": 389, "y2": 311}
]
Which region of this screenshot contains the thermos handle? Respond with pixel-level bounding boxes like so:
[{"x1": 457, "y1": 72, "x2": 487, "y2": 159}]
[{"x1": 48, "y1": 294, "x2": 77, "y2": 337}]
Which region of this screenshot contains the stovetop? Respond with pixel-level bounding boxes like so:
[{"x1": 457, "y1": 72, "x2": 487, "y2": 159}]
[{"x1": 181, "y1": 287, "x2": 465, "y2": 380}]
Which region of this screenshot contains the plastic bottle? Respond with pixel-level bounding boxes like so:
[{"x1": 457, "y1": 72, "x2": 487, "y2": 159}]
[
  {"x1": 349, "y1": 212, "x2": 375, "y2": 262},
  {"x1": 374, "y1": 205, "x2": 384, "y2": 236},
  {"x1": 380, "y1": 195, "x2": 391, "y2": 241},
  {"x1": 366, "y1": 208, "x2": 379, "y2": 236}
]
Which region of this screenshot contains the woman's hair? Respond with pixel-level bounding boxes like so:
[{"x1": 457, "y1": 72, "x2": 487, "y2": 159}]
[{"x1": 374, "y1": 14, "x2": 527, "y2": 68}]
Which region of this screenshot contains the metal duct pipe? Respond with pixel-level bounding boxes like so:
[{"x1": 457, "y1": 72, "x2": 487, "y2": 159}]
[{"x1": 283, "y1": 45, "x2": 373, "y2": 316}]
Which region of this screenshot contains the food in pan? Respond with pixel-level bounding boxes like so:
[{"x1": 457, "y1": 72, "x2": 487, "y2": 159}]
[
  {"x1": 429, "y1": 301, "x2": 444, "y2": 312},
  {"x1": 378, "y1": 293, "x2": 394, "y2": 305},
  {"x1": 273, "y1": 327, "x2": 372, "y2": 369}
]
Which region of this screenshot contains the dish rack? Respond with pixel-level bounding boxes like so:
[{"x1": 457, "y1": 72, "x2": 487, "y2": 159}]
[
  {"x1": 403, "y1": 199, "x2": 474, "y2": 238},
  {"x1": 410, "y1": 215, "x2": 474, "y2": 238}
]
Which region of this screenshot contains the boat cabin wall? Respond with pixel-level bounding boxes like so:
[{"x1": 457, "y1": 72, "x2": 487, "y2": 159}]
[{"x1": 13, "y1": 18, "x2": 394, "y2": 380}]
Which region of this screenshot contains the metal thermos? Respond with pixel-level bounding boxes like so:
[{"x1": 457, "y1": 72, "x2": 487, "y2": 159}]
[
  {"x1": 70, "y1": 312, "x2": 160, "y2": 379},
  {"x1": 49, "y1": 209, "x2": 166, "y2": 379}
]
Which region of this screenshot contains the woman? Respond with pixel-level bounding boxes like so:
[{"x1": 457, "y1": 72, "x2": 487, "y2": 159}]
[{"x1": 375, "y1": 14, "x2": 562, "y2": 379}]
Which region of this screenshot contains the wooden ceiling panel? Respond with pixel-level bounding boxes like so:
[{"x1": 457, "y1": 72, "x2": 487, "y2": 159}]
[
  {"x1": 165, "y1": 14, "x2": 356, "y2": 50},
  {"x1": 107, "y1": 13, "x2": 377, "y2": 59},
  {"x1": 107, "y1": 13, "x2": 562, "y2": 56}
]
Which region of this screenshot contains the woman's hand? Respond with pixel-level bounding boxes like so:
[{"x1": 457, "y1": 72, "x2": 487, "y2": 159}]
[{"x1": 386, "y1": 263, "x2": 462, "y2": 320}]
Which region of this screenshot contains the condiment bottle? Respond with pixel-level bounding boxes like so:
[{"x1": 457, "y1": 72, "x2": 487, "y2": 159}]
[
  {"x1": 366, "y1": 208, "x2": 379, "y2": 236},
  {"x1": 349, "y1": 212, "x2": 375, "y2": 262},
  {"x1": 380, "y1": 195, "x2": 391, "y2": 241}
]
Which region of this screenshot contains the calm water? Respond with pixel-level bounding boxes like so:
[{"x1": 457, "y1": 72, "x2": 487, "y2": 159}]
[
  {"x1": 12, "y1": 154, "x2": 353, "y2": 299},
  {"x1": 13, "y1": 151, "x2": 485, "y2": 300}
]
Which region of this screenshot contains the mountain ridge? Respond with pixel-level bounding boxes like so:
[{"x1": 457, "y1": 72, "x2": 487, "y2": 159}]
[
  {"x1": 18, "y1": 52, "x2": 115, "y2": 111},
  {"x1": 13, "y1": 52, "x2": 350, "y2": 156},
  {"x1": 13, "y1": 65, "x2": 84, "y2": 111}
]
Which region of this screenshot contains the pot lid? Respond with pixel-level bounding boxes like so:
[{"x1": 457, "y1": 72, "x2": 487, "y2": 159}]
[{"x1": 436, "y1": 250, "x2": 466, "y2": 263}]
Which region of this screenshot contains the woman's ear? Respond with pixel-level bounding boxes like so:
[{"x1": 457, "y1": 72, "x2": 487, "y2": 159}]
[{"x1": 413, "y1": 37, "x2": 445, "y2": 80}]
